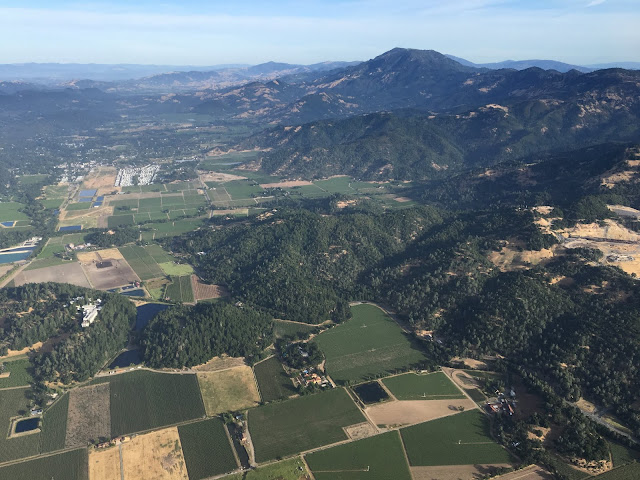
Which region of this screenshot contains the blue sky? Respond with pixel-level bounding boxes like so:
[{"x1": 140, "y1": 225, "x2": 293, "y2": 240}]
[{"x1": 0, "y1": 1, "x2": 638, "y2": 65}]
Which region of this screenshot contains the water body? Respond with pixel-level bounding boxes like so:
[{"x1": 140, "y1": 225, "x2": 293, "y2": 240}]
[
  {"x1": 79, "y1": 189, "x2": 97, "y2": 197},
  {"x1": 78, "y1": 197, "x2": 93, "y2": 203},
  {"x1": 14, "y1": 418, "x2": 39, "y2": 433},
  {"x1": 0, "y1": 247, "x2": 35, "y2": 264},
  {"x1": 109, "y1": 349, "x2": 142, "y2": 369},
  {"x1": 59, "y1": 225, "x2": 82, "y2": 232},
  {"x1": 353, "y1": 381, "x2": 390, "y2": 405},
  {"x1": 119, "y1": 289, "x2": 146, "y2": 297},
  {"x1": 135, "y1": 303, "x2": 170, "y2": 330},
  {"x1": 0, "y1": 221, "x2": 15, "y2": 227}
]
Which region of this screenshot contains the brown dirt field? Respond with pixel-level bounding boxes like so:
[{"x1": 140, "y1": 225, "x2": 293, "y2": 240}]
[
  {"x1": 452, "y1": 358, "x2": 488, "y2": 370},
  {"x1": 121, "y1": 427, "x2": 189, "y2": 480},
  {"x1": 336, "y1": 199, "x2": 358, "y2": 209},
  {"x1": 575, "y1": 398, "x2": 597, "y2": 414},
  {"x1": 0, "y1": 341, "x2": 43, "y2": 360},
  {"x1": 200, "y1": 171, "x2": 247, "y2": 182},
  {"x1": 565, "y1": 219, "x2": 640, "y2": 242},
  {"x1": 89, "y1": 446, "x2": 121, "y2": 480},
  {"x1": 192, "y1": 355, "x2": 246, "y2": 372},
  {"x1": 0, "y1": 264, "x2": 13, "y2": 277},
  {"x1": 14, "y1": 262, "x2": 92, "y2": 288},
  {"x1": 81, "y1": 166, "x2": 118, "y2": 195},
  {"x1": 77, "y1": 248, "x2": 125, "y2": 263},
  {"x1": 81, "y1": 257, "x2": 140, "y2": 290},
  {"x1": 366, "y1": 399, "x2": 476, "y2": 427},
  {"x1": 66, "y1": 383, "x2": 111, "y2": 448},
  {"x1": 343, "y1": 422, "x2": 377, "y2": 440},
  {"x1": 411, "y1": 464, "x2": 513, "y2": 480},
  {"x1": 260, "y1": 180, "x2": 313, "y2": 188},
  {"x1": 607, "y1": 204, "x2": 640, "y2": 218},
  {"x1": 489, "y1": 245, "x2": 555, "y2": 272},
  {"x1": 212, "y1": 208, "x2": 249, "y2": 216},
  {"x1": 192, "y1": 275, "x2": 229, "y2": 301},
  {"x1": 394, "y1": 196, "x2": 412, "y2": 203},
  {"x1": 532, "y1": 206, "x2": 554, "y2": 215},
  {"x1": 197, "y1": 365, "x2": 260, "y2": 415}
]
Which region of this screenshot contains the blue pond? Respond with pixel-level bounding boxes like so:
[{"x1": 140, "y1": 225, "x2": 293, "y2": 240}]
[
  {"x1": 59, "y1": 225, "x2": 82, "y2": 232},
  {"x1": 78, "y1": 197, "x2": 93, "y2": 203},
  {"x1": 0, "y1": 221, "x2": 15, "y2": 227},
  {"x1": 0, "y1": 247, "x2": 35, "y2": 265},
  {"x1": 119, "y1": 289, "x2": 146, "y2": 297},
  {"x1": 15, "y1": 418, "x2": 39, "y2": 433},
  {"x1": 136, "y1": 303, "x2": 170, "y2": 330},
  {"x1": 109, "y1": 349, "x2": 142, "y2": 369},
  {"x1": 96, "y1": 196, "x2": 104, "y2": 201},
  {"x1": 79, "y1": 189, "x2": 97, "y2": 197}
]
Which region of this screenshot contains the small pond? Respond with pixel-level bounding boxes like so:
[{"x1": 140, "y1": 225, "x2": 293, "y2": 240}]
[
  {"x1": 15, "y1": 417, "x2": 40, "y2": 433},
  {"x1": 109, "y1": 349, "x2": 142, "y2": 369},
  {"x1": 135, "y1": 303, "x2": 171, "y2": 330},
  {"x1": 353, "y1": 381, "x2": 390, "y2": 405},
  {"x1": 119, "y1": 289, "x2": 146, "y2": 297}
]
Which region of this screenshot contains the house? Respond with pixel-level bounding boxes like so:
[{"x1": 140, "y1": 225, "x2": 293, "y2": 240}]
[{"x1": 81, "y1": 303, "x2": 101, "y2": 328}]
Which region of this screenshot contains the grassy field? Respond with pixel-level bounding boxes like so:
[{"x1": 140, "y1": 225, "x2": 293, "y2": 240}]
[
  {"x1": 313, "y1": 304, "x2": 427, "y2": 384},
  {"x1": 305, "y1": 431, "x2": 412, "y2": 480},
  {"x1": 546, "y1": 455, "x2": 591, "y2": 480},
  {"x1": 227, "y1": 457, "x2": 309, "y2": 480},
  {"x1": 400, "y1": 410, "x2": 513, "y2": 466},
  {"x1": 253, "y1": 356, "x2": 296, "y2": 403},
  {"x1": 164, "y1": 275, "x2": 195, "y2": 303},
  {"x1": 142, "y1": 218, "x2": 204, "y2": 239},
  {"x1": 0, "y1": 201, "x2": 29, "y2": 221},
  {"x1": 273, "y1": 320, "x2": 317, "y2": 340},
  {"x1": 381, "y1": 371, "x2": 465, "y2": 400},
  {"x1": 609, "y1": 441, "x2": 640, "y2": 467},
  {"x1": 197, "y1": 366, "x2": 260, "y2": 415},
  {"x1": 99, "y1": 370, "x2": 205, "y2": 436},
  {"x1": 0, "y1": 448, "x2": 88, "y2": 480},
  {"x1": 178, "y1": 418, "x2": 238, "y2": 479},
  {"x1": 144, "y1": 244, "x2": 173, "y2": 263},
  {"x1": 159, "y1": 262, "x2": 194, "y2": 276},
  {"x1": 0, "y1": 387, "x2": 42, "y2": 463},
  {"x1": 107, "y1": 214, "x2": 135, "y2": 227},
  {"x1": 0, "y1": 358, "x2": 33, "y2": 387},
  {"x1": 594, "y1": 463, "x2": 640, "y2": 479},
  {"x1": 248, "y1": 388, "x2": 365, "y2": 463},
  {"x1": 40, "y1": 393, "x2": 70, "y2": 453},
  {"x1": 119, "y1": 245, "x2": 165, "y2": 280}
]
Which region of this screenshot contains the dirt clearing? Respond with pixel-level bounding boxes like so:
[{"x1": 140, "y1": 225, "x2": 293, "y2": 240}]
[
  {"x1": 200, "y1": 171, "x2": 247, "y2": 182},
  {"x1": 344, "y1": 422, "x2": 377, "y2": 440},
  {"x1": 77, "y1": 248, "x2": 125, "y2": 263},
  {"x1": 260, "y1": 180, "x2": 313, "y2": 188},
  {"x1": 0, "y1": 341, "x2": 43, "y2": 360},
  {"x1": 192, "y1": 355, "x2": 246, "y2": 372},
  {"x1": 81, "y1": 166, "x2": 118, "y2": 195},
  {"x1": 14, "y1": 262, "x2": 92, "y2": 288},
  {"x1": 197, "y1": 365, "x2": 260, "y2": 415},
  {"x1": 489, "y1": 243, "x2": 555, "y2": 272},
  {"x1": 122, "y1": 427, "x2": 188, "y2": 480},
  {"x1": 411, "y1": 464, "x2": 514, "y2": 480},
  {"x1": 66, "y1": 383, "x2": 111, "y2": 448},
  {"x1": 81, "y1": 257, "x2": 139, "y2": 290},
  {"x1": 366, "y1": 399, "x2": 476, "y2": 427}
]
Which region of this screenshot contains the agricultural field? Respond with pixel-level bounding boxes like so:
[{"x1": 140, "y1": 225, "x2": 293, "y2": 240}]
[
  {"x1": 0, "y1": 201, "x2": 29, "y2": 222},
  {"x1": 164, "y1": 275, "x2": 195, "y2": 303},
  {"x1": 65, "y1": 383, "x2": 111, "y2": 448},
  {"x1": 366, "y1": 398, "x2": 476, "y2": 427},
  {"x1": 594, "y1": 462, "x2": 640, "y2": 479},
  {"x1": 305, "y1": 431, "x2": 412, "y2": 480},
  {"x1": 273, "y1": 320, "x2": 317, "y2": 339},
  {"x1": 609, "y1": 440, "x2": 640, "y2": 467},
  {"x1": 178, "y1": 418, "x2": 238, "y2": 479},
  {"x1": 0, "y1": 448, "x2": 88, "y2": 480},
  {"x1": 192, "y1": 276, "x2": 228, "y2": 301},
  {"x1": 119, "y1": 245, "x2": 165, "y2": 280},
  {"x1": 141, "y1": 218, "x2": 204, "y2": 240},
  {"x1": 79, "y1": 248, "x2": 140, "y2": 289},
  {"x1": 197, "y1": 365, "x2": 260, "y2": 415},
  {"x1": 122, "y1": 427, "x2": 189, "y2": 480},
  {"x1": 253, "y1": 356, "x2": 296, "y2": 403},
  {"x1": 231, "y1": 457, "x2": 310, "y2": 480},
  {"x1": 248, "y1": 387, "x2": 365, "y2": 463},
  {"x1": 39, "y1": 393, "x2": 70, "y2": 453},
  {"x1": 400, "y1": 410, "x2": 513, "y2": 466},
  {"x1": 0, "y1": 357, "x2": 33, "y2": 387},
  {"x1": 107, "y1": 214, "x2": 135, "y2": 228},
  {"x1": 144, "y1": 243, "x2": 173, "y2": 263},
  {"x1": 101, "y1": 370, "x2": 206, "y2": 436},
  {"x1": 158, "y1": 262, "x2": 194, "y2": 276},
  {"x1": 0, "y1": 387, "x2": 42, "y2": 463},
  {"x1": 313, "y1": 304, "x2": 427, "y2": 384},
  {"x1": 381, "y1": 371, "x2": 465, "y2": 400}
]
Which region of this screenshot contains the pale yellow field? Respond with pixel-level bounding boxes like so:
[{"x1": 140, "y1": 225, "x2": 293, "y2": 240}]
[
  {"x1": 197, "y1": 365, "x2": 260, "y2": 415},
  {"x1": 76, "y1": 248, "x2": 124, "y2": 263},
  {"x1": 366, "y1": 399, "x2": 476, "y2": 427},
  {"x1": 89, "y1": 446, "x2": 121, "y2": 480},
  {"x1": 122, "y1": 427, "x2": 188, "y2": 480},
  {"x1": 411, "y1": 464, "x2": 513, "y2": 480}
]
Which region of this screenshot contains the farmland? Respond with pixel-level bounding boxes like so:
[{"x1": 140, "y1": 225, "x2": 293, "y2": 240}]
[
  {"x1": 230, "y1": 457, "x2": 310, "y2": 480},
  {"x1": 0, "y1": 202, "x2": 30, "y2": 222},
  {"x1": 122, "y1": 427, "x2": 189, "y2": 480},
  {"x1": 306, "y1": 431, "x2": 412, "y2": 480},
  {"x1": 14, "y1": 262, "x2": 92, "y2": 288},
  {"x1": 0, "y1": 357, "x2": 33, "y2": 387},
  {"x1": 253, "y1": 356, "x2": 296, "y2": 403},
  {"x1": 313, "y1": 304, "x2": 427, "y2": 384},
  {"x1": 273, "y1": 319, "x2": 317, "y2": 339},
  {"x1": 39, "y1": 393, "x2": 69, "y2": 453},
  {"x1": 164, "y1": 275, "x2": 195, "y2": 303},
  {"x1": 400, "y1": 410, "x2": 513, "y2": 466},
  {"x1": 140, "y1": 218, "x2": 204, "y2": 240},
  {"x1": 65, "y1": 383, "x2": 111, "y2": 448},
  {"x1": 119, "y1": 245, "x2": 165, "y2": 280},
  {"x1": 248, "y1": 387, "x2": 365, "y2": 462},
  {"x1": 96, "y1": 370, "x2": 206, "y2": 436},
  {"x1": 381, "y1": 371, "x2": 465, "y2": 400},
  {"x1": 593, "y1": 462, "x2": 640, "y2": 479},
  {"x1": 178, "y1": 418, "x2": 238, "y2": 479},
  {"x1": 0, "y1": 448, "x2": 88, "y2": 480},
  {"x1": 197, "y1": 365, "x2": 260, "y2": 415},
  {"x1": 0, "y1": 387, "x2": 42, "y2": 463}
]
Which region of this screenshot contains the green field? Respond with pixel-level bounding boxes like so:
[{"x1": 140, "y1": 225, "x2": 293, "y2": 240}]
[
  {"x1": 65, "y1": 202, "x2": 92, "y2": 211},
  {"x1": 313, "y1": 304, "x2": 427, "y2": 384},
  {"x1": 0, "y1": 387, "x2": 41, "y2": 463},
  {"x1": 248, "y1": 388, "x2": 365, "y2": 463},
  {"x1": 107, "y1": 214, "x2": 135, "y2": 227},
  {"x1": 223, "y1": 180, "x2": 264, "y2": 199},
  {"x1": 228, "y1": 457, "x2": 309, "y2": 480},
  {"x1": 0, "y1": 358, "x2": 33, "y2": 387},
  {"x1": 0, "y1": 202, "x2": 29, "y2": 221},
  {"x1": 400, "y1": 410, "x2": 513, "y2": 466},
  {"x1": 158, "y1": 262, "x2": 194, "y2": 276},
  {"x1": 178, "y1": 418, "x2": 238, "y2": 479},
  {"x1": 119, "y1": 245, "x2": 165, "y2": 280},
  {"x1": 253, "y1": 356, "x2": 296, "y2": 403},
  {"x1": 0, "y1": 448, "x2": 88, "y2": 480},
  {"x1": 144, "y1": 244, "x2": 173, "y2": 262},
  {"x1": 24, "y1": 256, "x2": 71, "y2": 271},
  {"x1": 609, "y1": 441, "x2": 640, "y2": 467},
  {"x1": 306, "y1": 431, "x2": 412, "y2": 480},
  {"x1": 39, "y1": 393, "x2": 70, "y2": 453},
  {"x1": 141, "y1": 218, "x2": 204, "y2": 239},
  {"x1": 273, "y1": 320, "x2": 317, "y2": 340},
  {"x1": 381, "y1": 371, "x2": 464, "y2": 400},
  {"x1": 96, "y1": 370, "x2": 205, "y2": 436},
  {"x1": 41, "y1": 198, "x2": 65, "y2": 209},
  {"x1": 594, "y1": 463, "x2": 640, "y2": 479},
  {"x1": 546, "y1": 455, "x2": 591, "y2": 480},
  {"x1": 164, "y1": 275, "x2": 195, "y2": 303}
]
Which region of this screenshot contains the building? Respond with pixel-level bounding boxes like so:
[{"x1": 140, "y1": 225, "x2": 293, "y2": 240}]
[{"x1": 81, "y1": 303, "x2": 101, "y2": 328}]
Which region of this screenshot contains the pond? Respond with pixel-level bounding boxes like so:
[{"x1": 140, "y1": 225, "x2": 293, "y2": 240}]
[
  {"x1": 119, "y1": 289, "x2": 146, "y2": 297},
  {"x1": 135, "y1": 303, "x2": 171, "y2": 330},
  {"x1": 109, "y1": 349, "x2": 142, "y2": 369},
  {"x1": 352, "y1": 381, "x2": 390, "y2": 405},
  {"x1": 15, "y1": 417, "x2": 40, "y2": 433}
]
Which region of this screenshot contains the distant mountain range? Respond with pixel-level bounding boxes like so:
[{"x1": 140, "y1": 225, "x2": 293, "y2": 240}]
[{"x1": 446, "y1": 55, "x2": 640, "y2": 73}]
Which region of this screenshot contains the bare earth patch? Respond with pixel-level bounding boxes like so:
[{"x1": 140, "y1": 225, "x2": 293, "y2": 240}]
[
  {"x1": 89, "y1": 446, "x2": 121, "y2": 480},
  {"x1": 81, "y1": 166, "x2": 118, "y2": 195},
  {"x1": 66, "y1": 383, "x2": 111, "y2": 448},
  {"x1": 489, "y1": 244, "x2": 555, "y2": 272},
  {"x1": 14, "y1": 262, "x2": 92, "y2": 289},
  {"x1": 260, "y1": 180, "x2": 313, "y2": 188},
  {"x1": 197, "y1": 365, "x2": 260, "y2": 415},
  {"x1": 366, "y1": 399, "x2": 476, "y2": 427},
  {"x1": 492, "y1": 465, "x2": 553, "y2": 480},
  {"x1": 200, "y1": 171, "x2": 247, "y2": 182},
  {"x1": 121, "y1": 427, "x2": 189, "y2": 480},
  {"x1": 0, "y1": 341, "x2": 43, "y2": 360},
  {"x1": 411, "y1": 464, "x2": 513, "y2": 480},
  {"x1": 77, "y1": 248, "x2": 125, "y2": 263},
  {"x1": 81, "y1": 257, "x2": 140, "y2": 290},
  {"x1": 192, "y1": 275, "x2": 229, "y2": 301},
  {"x1": 343, "y1": 422, "x2": 377, "y2": 440},
  {"x1": 192, "y1": 355, "x2": 247, "y2": 372},
  {"x1": 607, "y1": 204, "x2": 640, "y2": 219},
  {"x1": 452, "y1": 357, "x2": 488, "y2": 370},
  {"x1": 394, "y1": 196, "x2": 412, "y2": 203}
]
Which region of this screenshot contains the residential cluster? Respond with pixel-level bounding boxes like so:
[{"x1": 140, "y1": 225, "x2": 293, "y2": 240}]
[
  {"x1": 114, "y1": 164, "x2": 160, "y2": 187},
  {"x1": 486, "y1": 389, "x2": 517, "y2": 416}
]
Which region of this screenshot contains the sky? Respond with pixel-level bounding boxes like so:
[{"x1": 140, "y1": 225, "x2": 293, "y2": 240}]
[{"x1": 0, "y1": 0, "x2": 638, "y2": 65}]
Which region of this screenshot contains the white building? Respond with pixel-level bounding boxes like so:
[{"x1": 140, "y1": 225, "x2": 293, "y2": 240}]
[{"x1": 81, "y1": 303, "x2": 101, "y2": 328}]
